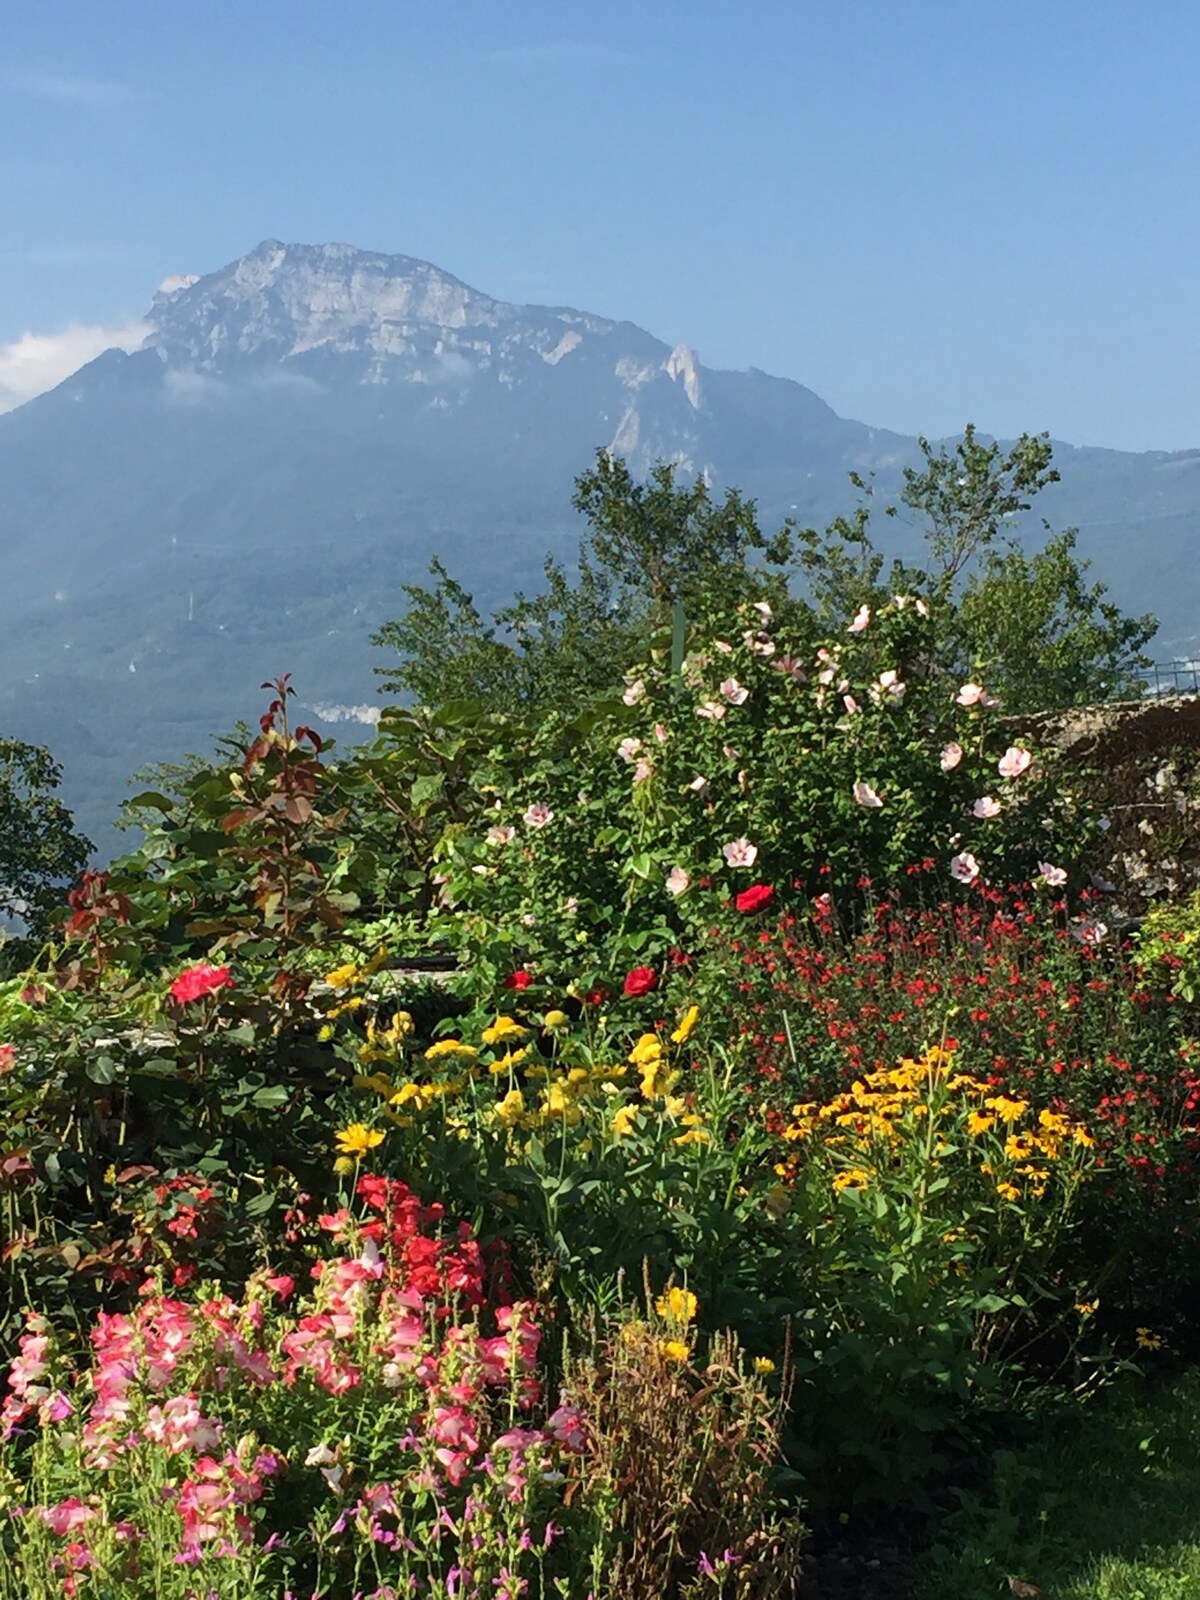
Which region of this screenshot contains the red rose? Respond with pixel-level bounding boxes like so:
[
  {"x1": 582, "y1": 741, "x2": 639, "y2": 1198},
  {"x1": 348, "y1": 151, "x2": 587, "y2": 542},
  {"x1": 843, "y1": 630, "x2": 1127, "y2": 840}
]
[
  {"x1": 623, "y1": 966, "x2": 658, "y2": 998},
  {"x1": 168, "y1": 964, "x2": 234, "y2": 1005},
  {"x1": 582, "y1": 987, "x2": 607, "y2": 1007},
  {"x1": 504, "y1": 971, "x2": 533, "y2": 991},
  {"x1": 735, "y1": 884, "x2": 774, "y2": 914}
]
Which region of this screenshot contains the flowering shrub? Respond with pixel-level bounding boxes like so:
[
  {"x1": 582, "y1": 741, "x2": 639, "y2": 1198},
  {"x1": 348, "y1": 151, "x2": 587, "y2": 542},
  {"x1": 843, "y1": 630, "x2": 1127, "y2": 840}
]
[
  {"x1": 437, "y1": 590, "x2": 1098, "y2": 996},
  {"x1": 0, "y1": 1175, "x2": 577, "y2": 1599}
]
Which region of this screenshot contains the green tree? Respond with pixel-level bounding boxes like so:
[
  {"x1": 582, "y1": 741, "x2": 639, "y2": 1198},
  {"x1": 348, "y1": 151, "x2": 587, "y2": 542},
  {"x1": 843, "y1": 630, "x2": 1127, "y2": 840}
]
[
  {"x1": 0, "y1": 737, "x2": 91, "y2": 935},
  {"x1": 372, "y1": 452, "x2": 794, "y2": 714},
  {"x1": 798, "y1": 424, "x2": 1156, "y2": 711}
]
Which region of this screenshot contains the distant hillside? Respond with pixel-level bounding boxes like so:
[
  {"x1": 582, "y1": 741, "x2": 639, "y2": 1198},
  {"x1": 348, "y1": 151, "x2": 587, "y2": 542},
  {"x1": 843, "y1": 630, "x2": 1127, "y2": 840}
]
[{"x1": 1, "y1": 239, "x2": 1197, "y2": 849}]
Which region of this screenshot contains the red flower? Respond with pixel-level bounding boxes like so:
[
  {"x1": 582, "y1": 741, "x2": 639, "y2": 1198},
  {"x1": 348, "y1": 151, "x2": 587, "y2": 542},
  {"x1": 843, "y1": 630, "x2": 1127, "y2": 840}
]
[
  {"x1": 735, "y1": 884, "x2": 774, "y2": 915},
  {"x1": 582, "y1": 988, "x2": 607, "y2": 1007},
  {"x1": 168, "y1": 964, "x2": 234, "y2": 1005},
  {"x1": 504, "y1": 971, "x2": 533, "y2": 991},
  {"x1": 623, "y1": 966, "x2": 658, "y2": 998}
]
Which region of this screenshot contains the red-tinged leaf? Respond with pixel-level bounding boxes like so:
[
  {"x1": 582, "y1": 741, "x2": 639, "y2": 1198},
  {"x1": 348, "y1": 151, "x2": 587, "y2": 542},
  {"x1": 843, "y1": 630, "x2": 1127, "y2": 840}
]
[
  {"x1": 115, "y1": 1164, "x2": 159, "y2": 1185},
  {"x1": 221, "y1": 807, "x2": 259, "y2": 832},
  {"x1": 284, "y1": 795, "x2": 314, "y2": 825}
]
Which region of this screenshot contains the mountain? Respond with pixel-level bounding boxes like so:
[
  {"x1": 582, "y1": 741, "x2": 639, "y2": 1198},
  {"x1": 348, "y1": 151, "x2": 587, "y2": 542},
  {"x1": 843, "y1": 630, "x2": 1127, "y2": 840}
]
[{"x1": 1, "y1": 239, "x2": 1198, "y2": 850}]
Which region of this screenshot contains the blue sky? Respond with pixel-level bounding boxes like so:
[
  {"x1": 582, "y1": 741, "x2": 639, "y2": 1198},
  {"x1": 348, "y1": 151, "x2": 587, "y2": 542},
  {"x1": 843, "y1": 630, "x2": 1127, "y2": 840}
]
[{"x1": 3, "y1": 0, "x2": 1198, "y2": 450}]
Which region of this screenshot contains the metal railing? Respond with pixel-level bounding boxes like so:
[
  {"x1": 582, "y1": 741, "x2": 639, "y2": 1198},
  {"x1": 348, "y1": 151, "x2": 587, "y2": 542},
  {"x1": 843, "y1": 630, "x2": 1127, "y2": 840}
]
[{"x1": 1140, "y1": 660, "x2": 1200, "y2": 699}]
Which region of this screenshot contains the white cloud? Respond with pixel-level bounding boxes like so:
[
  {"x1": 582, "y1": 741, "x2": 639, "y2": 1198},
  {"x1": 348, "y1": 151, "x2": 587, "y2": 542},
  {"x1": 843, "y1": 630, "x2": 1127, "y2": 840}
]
[
  {"x1": 0, "y1": 67, "x2": 137, "y2": 107},
  {"x1": 0, "y1": 320, "x2": 149, "y2": 413}
]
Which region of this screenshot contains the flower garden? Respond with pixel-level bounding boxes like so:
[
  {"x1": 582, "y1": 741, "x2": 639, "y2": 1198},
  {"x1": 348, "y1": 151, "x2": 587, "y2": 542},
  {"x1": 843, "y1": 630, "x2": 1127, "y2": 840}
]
[{"x1": 2, "y1": 445, "x2": 1199, "y2": 1598}]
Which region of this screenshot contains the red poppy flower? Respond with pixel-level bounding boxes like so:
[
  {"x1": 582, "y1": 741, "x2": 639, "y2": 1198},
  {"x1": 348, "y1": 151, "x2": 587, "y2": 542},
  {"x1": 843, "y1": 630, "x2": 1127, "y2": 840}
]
[
  {"x1": 623, "y1": 966, "x2": 658, "y2": 997},
  {"x1": 504, "y1": 971, "x2": 533, "y2": 991},
  {"x1": 168, "y1": 964, "x2": 233, "y2": 1004},
  {"x1": 735, "y1": 884, "x2": 774, "y2": 914}
]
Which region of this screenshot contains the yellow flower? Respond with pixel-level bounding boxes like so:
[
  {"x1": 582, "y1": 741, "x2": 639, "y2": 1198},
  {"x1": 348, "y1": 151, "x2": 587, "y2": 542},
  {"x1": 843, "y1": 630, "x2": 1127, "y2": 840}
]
[
  {"x1": 753, "y1": 1356, "x2": 776, "y2": 1375},
  {"x1": 495, "y1": 1088, "x2": 526, "y2": 1129},
  {"x1": 1075, "y1": 1301, "x2": 1097, "y2": 1317},
  {"x1": 673, "y1": 1122, "x2": 710, "y2": 1147},
  {"x1": 325, "y1": 962, "x2": 361, "y2": 990},
  {"x1": 327, "y1": 995, "x2": 366, "y2": 1018},
  {"x1": 353, "y1": 1071, "x2": 395, "y2": 1097},
  {"x1": 482, "y1": 1016, "x2": 529, "y2": 1046},
  {"x1": 655, "y1": 1286, "x2": 698, "y2": 1324},
  {"x1": 1039, "y1": 1109, "x2": 1071, "y2": 1136},
  {"x1": 1136, "y1": 1327, "x2": 1163, "y2": 1351},
  {"x1": 659, "y1": 1339, "x2": 690, "y2": 1364},
  {"x1": 832, "y1": 1169, "x2": 871, "y2": 1192},
  {"x1": 489, "y1": 1047, "x2": 530, "y2": 1075},
  {"x1": 628, "y1": 1033, "x2": 664, "y2": 1067},
  {"x1": 425, "y1": 1039, "x2": 479, "y2": 1064},
  {"x1": 1073, "y1": 1125, "x2": 1096, "y2": 1149},
  {"x1": 612, "y1": 1104, "x2": 640, "y2": 1138},
  {"x1": 967, "y1": 1111, "x2": 995, "y2": 1137},
  {"x1": 543, "y1": 1009, "x2": 570, "y2": 1030},
  {"x1": 334, "y1": 1123, "x2": 385, "y2": 1159},
  {"x1": 985, "y1": 1095, "x2": 1028, "y2": 1124},
  {"x1": 994, "y1": 1181, "x2": 1021, "y2": 1203},
  {"x1": 1005, "y1": 1133, "x2": 1036, "y2": 1161},
  {"x1": 333, "y1": 1155, "x2": 356, "y2": 1177},
  {"x1": 670, "y1": 1005, "x2": 700, "y2": 1045}
]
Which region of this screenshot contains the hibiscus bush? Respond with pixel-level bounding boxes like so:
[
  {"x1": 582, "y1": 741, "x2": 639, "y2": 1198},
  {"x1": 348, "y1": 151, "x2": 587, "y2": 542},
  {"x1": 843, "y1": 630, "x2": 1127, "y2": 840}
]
[{"x1": 434, "y1": 585, "x2": 1101, "y2": 999}]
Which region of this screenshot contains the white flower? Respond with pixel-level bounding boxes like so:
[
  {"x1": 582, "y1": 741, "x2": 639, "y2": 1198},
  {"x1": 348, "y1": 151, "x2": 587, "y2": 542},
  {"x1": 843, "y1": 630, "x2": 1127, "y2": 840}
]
[
  {"x1": 523, "y1": 803, "x2": 554, "y2": 829},
  {"x1": 471, "y1": 864, "x2": 493, "y2": 876},
  {"x1": 848, "y1": 604, "x2": 871, "y2": 634},
  {"x1": 771, "y1": 654, "x2": 806, "y2": 682},
  {"x1": 666, "y1": 866, "x2": 690, "y2": 897},
  {"x1": 688, "y1": 773, "x2": 709, "y2": 793},
  {"x1": 853, "y1": 781, "x2": 883, "y2": 808},
  {"x1": 622, "y1": 678, "x2": 647, "y2": 706},
  {"x1": 564, "y1": 896, "x2": 579, "y2": 913},
  {"x1": 998, "y1": 746, "x2": 1032, "y2": 778},
  {"x1": 486, "y1": 824, "x2": 515, "y2": 845},
  {"x1": 950, "y1": 851, "x2": 981, "y2": 885},
  {"x1": 521, "y1": 913, "x2": 537, "y2": 928},
  {"x1": 940, "y1": 742, "x2": 964, "y2": 771},
  {"x1": 972, "y1": 796, "x2": 1001, "y2": 819},
  {"x1": 752, "y1": 600, "x2": 773, "y2": 624},
  {"x1": 744, "y1": 630, "x2": 776, "y2": 656},
  {"x1": 818, "y1": 667, "x2": 836, "y2": 686},
  {"x1": 632, "y1": 758, "x2": 653, "y2": 783},
  {"x1": 720, "y1": 677, "x2": 749, "y2": 706},
  {"x1": 915, "y1": 598, "x2": 929, "y2": 617},
  {"x1": 956, "y1": 682, "x2": 987, "y2": 707},
  {"x1": 305, "y1": 1443, "x2": 338, "y2": 1468},
  {"x1": 696, "y1": 700, "x2": 727, "y2": 721},
  {"x1": 713, "y1": 639, "x2": 734, "y2": 654},
  {"x1": 617, "y1": 736, "x2": 643, "y2": 763},
  {"x1": 870, "y1": 669, "x2": 906, "y2": 705},
  {"x1": 1071, "y1": 916, "x2": 1108, "y2": 946},
  {"x1": 722, "y1": 837, "x2": 758, "y2": 868},
  {"x1": 843, "y1": 694, "x2": 861, "y2": 715},
  {"x1": 1037, "y1": 862, "x2": 1067, "y2": 888}
]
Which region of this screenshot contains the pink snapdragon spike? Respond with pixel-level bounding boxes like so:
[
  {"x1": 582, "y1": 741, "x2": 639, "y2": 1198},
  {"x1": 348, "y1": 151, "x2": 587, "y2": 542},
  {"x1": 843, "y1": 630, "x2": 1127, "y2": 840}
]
[{"x1": 8, "y1": 1174, "x2": 575, "y2": 1588}]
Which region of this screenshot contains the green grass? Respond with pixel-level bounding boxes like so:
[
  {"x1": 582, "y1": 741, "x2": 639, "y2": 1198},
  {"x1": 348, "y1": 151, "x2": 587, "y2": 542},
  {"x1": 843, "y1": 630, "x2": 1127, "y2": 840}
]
[{"x1": 918, "y1": 1365, "x2": 1200, "y2": 1599}]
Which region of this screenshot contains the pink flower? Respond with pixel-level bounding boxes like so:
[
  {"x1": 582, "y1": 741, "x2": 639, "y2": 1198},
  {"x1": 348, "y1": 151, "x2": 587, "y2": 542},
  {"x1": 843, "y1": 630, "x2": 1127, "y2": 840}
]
[
  {"x1": 719, "y1": 678, "x2": 749, "y2": 706},
  {"x1": 940, "y1": 742, "x2": 964, "y2": 771},
  {"x1": 169, "y1": 964, "x2": 233, "y2": 1005},
  {"x1": 632, "y1": 758, "x2": 654, "y2": 784},
  {"x1": 1071, "y1": 916, "x2": 1108, "y2": 946},
  {"x1": 486, "y1": 825, "x2": 515, "y2": 845},
  {"x1": 41, "y1": 1498, "x2": 94, "y2": 1537},
  {"x1": 523, "y1": 803, "x2": 554, "y2": 829},
  {"x1": 848, "y1": 604, "x2": 871, "y2": 634},
  {"x1": 1038, "y1": 862, "x2": 1068, "y2": 888},
  {"x1": 853, "y1": 781, "x2": 883, "y2": 809},
  {"x1": 713, "y1": 639, "x2": 734, "y2": 654},
  {"x1": 722, "y1": 838, "x2": 758, "y2": 868},
  {"x1": 687, "y1": 774, "x2": 709, "y2": 793},
  {"x1": 665, "y1": 867, "x2": 690, "y2": 897},
  {"x1": 744, "y1": 631, "x2": 775, "y2": 656},
  {"x1": 872, "y1": 669, "x2": 906, "y2": 704},
  {"x1": 842, "y1": 694, "x2": 861, "y2": 715},
  {"x1": 622, "y1": 679, "x2": 647, "y2": 706},
  {"x1": 653, "y1": 722, "x2": 669, "y2": 743},
  {"x1": 998, "y1": 745, "x2": 1032, "y2": 778},
  {"x1": 955, "y1": 682, "x2": 987, "y2": 707},
  {"x1": 771, "y1": 655, "x2": 806, "y2": 682},
  {"x1": 547, "y1": 1404, "x2": 588, "y2": 1452},
  {"x1": 617, "y1": 736, "x2": 643, "y2": 763},
  {"x1": 696, "y1": 700, "x2": 726, "y2": 721},
  {"x1": 950, "y1": 851, "x2": 981, "y2": 885},
  {"x1": 972, "y1": 796, "x2": 1001, "y2": 819}
]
